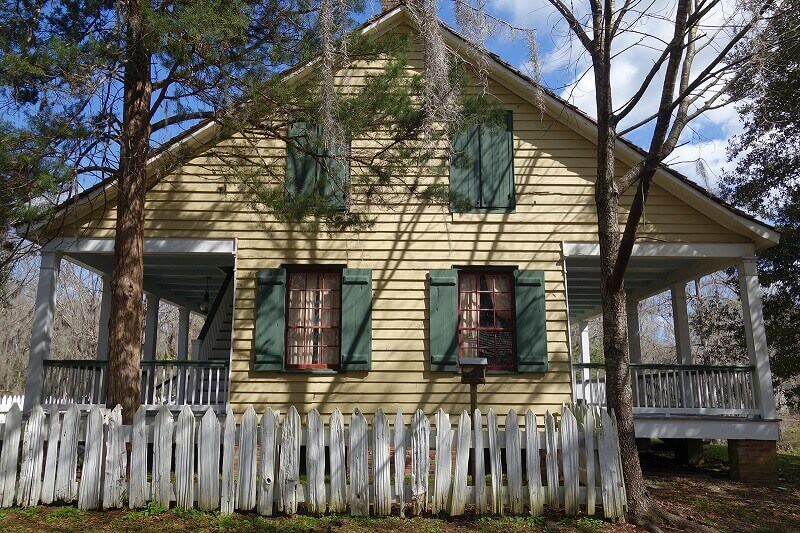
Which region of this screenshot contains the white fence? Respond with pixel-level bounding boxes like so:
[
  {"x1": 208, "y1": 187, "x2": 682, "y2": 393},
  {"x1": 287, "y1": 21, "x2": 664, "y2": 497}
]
[
  {"x1": 0, "y1": 403, "x2": 627, "y2": 519},
  {"x1": 0, "y1": 396, "x2": 23, "y2": 423}
]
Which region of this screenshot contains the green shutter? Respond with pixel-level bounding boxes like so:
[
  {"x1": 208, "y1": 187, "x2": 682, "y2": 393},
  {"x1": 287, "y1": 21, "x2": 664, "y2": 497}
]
[
  {"x1": 449, "y1": 125, "x2": 480, "y2": 212},
  {"x1": 254, "y1": 268, "x2": 286, "y2": 371},
  {"x1": 514, "y1": 269, "x2": 547, "y2": 372},
  {"x1": 341, "y1": 268, "x2": 372, "y2": 371},
  {"x1": 322, "y1": 140, "x2": 348, "y2": 210},
  {"x1": 429, "y1": 269, "x2": 459, "y2": 371},
  {"x1": 286, "y1": 121, "x2": 319, "y2": 194},
  {"x1": 480, "y1": 111, "x2": 514, "y2": 210}
]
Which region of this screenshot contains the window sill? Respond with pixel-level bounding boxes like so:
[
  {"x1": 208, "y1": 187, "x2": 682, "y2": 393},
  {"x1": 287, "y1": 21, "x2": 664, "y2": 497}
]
[
  {"x1": 281, "y1": 368, "x2": 343, "y2": 375},
  {"x1": 450, "y1": 209, "x2": 515, "y2": 222}
]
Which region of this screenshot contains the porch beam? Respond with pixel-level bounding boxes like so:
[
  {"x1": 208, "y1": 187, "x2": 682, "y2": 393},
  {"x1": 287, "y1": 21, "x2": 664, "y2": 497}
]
[
  {"x1": 143, "y1": 294, "x2": 160, "y2": 361},
  {"x1": 737, "y1": 258, "x2": 778, "y2": 420},
  {"x1": 43, "y1": 237, "x2": 236, "y2": 255},
  {"x1": 563, "y1": 242, "x2": 756, "y2": 258},
  {"x1": 96, "y1": 275, "x2": 112, "y2": 359},
  {"x1": 24, "y1": 252, "x2": 61, "y2": 411},
  {"x1": 671, "y1": 283, "x2": 692, "y2": 365}
]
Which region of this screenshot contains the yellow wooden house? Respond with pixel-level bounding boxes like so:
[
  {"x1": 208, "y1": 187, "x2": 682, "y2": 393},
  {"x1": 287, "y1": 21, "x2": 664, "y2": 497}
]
[{"x1": 22, "y1": 4, "x2": 781, "y2": 470}]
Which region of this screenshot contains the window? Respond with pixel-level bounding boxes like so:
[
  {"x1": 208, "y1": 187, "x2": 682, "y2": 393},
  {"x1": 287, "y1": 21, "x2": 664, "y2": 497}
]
[
  {"x1": 428, "y1": 268, "x2": 547, "y2": 373},
  {"x1": 286, "y1": 121, "x2": 347, "y2": 208},
  {"x1": 457, "y1": 271, "x2": 516, "y2": 370},
  {"x1": 285, "y1": 269, "x2": 342, "y2": 369},
  {"x1": 255, "y1": 267, "x2": 372, "y2": 372},
  {"x1": 450, "y1": 111, "x2": 515, "y2": 211}
]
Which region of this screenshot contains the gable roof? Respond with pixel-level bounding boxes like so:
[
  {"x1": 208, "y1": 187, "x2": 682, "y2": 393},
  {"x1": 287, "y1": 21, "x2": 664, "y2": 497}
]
[{"x1": 37, "y1": 3, "x2": 780, "y2": 250}]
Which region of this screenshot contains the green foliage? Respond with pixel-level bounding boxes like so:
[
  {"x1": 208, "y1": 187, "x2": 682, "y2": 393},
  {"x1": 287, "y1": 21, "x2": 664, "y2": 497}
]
[{"x1": 723, "y1": 0, "x2": 800, "y2": 406}]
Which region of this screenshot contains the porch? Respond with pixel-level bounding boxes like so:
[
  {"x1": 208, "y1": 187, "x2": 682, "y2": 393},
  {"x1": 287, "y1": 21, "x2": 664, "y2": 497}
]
[
  {"x1": 23, "y1": 238, "x2": 235, "y2": 412},
  {"x1": 564, "y1": 242, "x2": 780, "y2": 441}
]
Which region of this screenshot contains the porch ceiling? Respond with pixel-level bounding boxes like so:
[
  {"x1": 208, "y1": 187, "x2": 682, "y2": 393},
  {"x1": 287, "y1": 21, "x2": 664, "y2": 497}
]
[
  {"x1": 64, "y1": 251, "x2": 233, "y2": 313},
  {"x1": 565, "y1": 254, "x2": 737, "y2": 321}
]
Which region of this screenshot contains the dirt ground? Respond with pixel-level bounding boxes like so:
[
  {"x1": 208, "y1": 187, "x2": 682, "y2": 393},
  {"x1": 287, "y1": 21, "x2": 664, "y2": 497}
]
[{"x1": 1, "y1": 416, "x2": 798, "y2": 532}]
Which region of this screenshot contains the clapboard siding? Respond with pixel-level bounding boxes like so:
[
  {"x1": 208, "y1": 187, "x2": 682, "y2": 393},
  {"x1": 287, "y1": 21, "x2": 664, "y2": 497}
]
[{"x1": 50, "y1": 21, "x2": 750, "y2": 417}]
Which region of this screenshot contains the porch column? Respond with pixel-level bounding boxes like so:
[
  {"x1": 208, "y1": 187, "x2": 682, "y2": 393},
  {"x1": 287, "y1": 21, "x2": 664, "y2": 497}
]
[
  {"x1": 177, "y1": 307, "x2": 190, "y2": 405},
  {"x1": 579, "y1": 321, "x2": 591, "y2": 402},
  {"x1": 671, "y1": 283, "x2": 692, "y2": 364},
  {"x1": 24, "y1": 252, "x2": 62, "y2": 412},
  {"x1": 671, "y1": 282, "x2": 693, "y2": 408},
  {"x1": 143, "y1": 294, "x2": 160, "y2": 361},
  {"x1": 95, "y1": 275, "x2": 112, "y2": 359},
  {"x1": 737, "y1": 258, "x2": 777, "y2": 419},
  {"x1": 627, "y1": 300, "x2": 642, "y2": 364},
  {"x1": 177, "y1": 307, "x2": 190, "y2": 361},
  {"x1": 627, "y1": 300, "x2": 642, "y2": 407}
]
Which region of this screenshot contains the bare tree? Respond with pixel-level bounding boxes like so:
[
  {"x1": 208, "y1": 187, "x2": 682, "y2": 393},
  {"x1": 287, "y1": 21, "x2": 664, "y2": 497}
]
[{"x1": 525, "y1": 0, "x2": 775, "y2": 522}]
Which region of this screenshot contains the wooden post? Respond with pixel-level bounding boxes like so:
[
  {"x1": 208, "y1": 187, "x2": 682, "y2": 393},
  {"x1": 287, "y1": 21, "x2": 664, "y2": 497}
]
[
  {"x1": 737, "y1": 258, "x2": 778, "y2": 419},
  {"x1": 469, "y1": 383, "x2": 478, "y2": 414},
  {"x1": 24, "y1": 252, "x2": 61, "y2": 412},
  {"x1": 143, "y1": 294, "x2": 160, "y2": 361},
  {"x1": 627, "y1": 300, "x2": 641, "y2": 406},
  {"x1": 177, "y1": 307, "x2": 190, "y2": 404},
  {"x1": 96, "y1": 275, "x2": 112, "y2": 359},
  {"x1": 579, "y1": 321, "x2": 591, "y2": 402},
  {"x1": 143, "y1": 294, "x2": 160, "y2": 403},
  {"x1": 671, "y1": 283, "x2": 693, "y2": 408}
]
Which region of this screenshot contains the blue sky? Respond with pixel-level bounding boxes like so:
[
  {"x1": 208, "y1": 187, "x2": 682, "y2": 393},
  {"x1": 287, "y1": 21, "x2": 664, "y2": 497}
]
[{"x1": 365, "y1": 0, "x2": 746, "y2": 193}]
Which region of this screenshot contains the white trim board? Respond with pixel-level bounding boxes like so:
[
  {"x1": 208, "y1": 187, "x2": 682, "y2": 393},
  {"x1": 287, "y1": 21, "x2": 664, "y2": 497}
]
[
  {"x1": 562, "y1": 242, "x2": 756, "y2": 259},
  {"x1": 42, "y1": 238, "x2": 236, "y2": 255},
  {"x1": 634, "y1": 416, "x2": 779, "y2": 441}
]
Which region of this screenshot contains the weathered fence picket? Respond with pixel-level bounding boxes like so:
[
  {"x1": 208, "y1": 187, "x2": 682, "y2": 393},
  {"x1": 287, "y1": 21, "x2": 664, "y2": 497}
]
[
  {"x1": 393, "y1": 410, "x2": 406, "y2": 509},
  {"x1": 175, "y1": 406, "x2": 195, "y2": 510},
  {"x1": 487, "y1": 409, "x2": 502, "y2": 515},
  {"x1": 328, "y1": 408, "x2": 346, "y2": 513},
  {"x1": 153, "y1": 406, "x2": 173, "y2": 509},
  {"x1": 525, "y1": 410, "x2": 543, "y2": 517},
  {"x1": 220, "y1": 407, "x2": 236, "y2": 515},
  {"x1": 473, "y1": 408, "x2": 486, "y2": 514},
  {"x1": 41, "y1": 404, "x2": 60, "y2": 505},
  {"x1": 410, "y1": 409, "x2": 430, "y2": 516},
  {"x1": 506, "y1": 410, "x2": 523, "y2": 515},
  {"x1": 0, "y1": 402, "x2": 627, "y2": 520},
  {"x1": 544, "y1": 411, "x2": 559, "y2": 509},
  {"x1": 0, "y1": 403, "x2": 21, "y2": 507},
  {"x1": 128, "y1": 406, "x2": 148, "y2": 508},
  {"x1": 349, "y1": 408, "x2": 369, "y2": 517},
  {"x1": 77, "y1": 406, "x2": 103, "y2": 510},
  {"x1": 198, "y1": 408, "x2": 220, "y2": 511},
  {"x1": 306, "y1": 409, "x2": 325, "y2": 515},
  {"x1": 237, "y1": 406, "x2": 257, "y2": 511},
  {"x1": 433, "y1": 409, "x2": 451, "y2": 514},
  {"x1": 17, "y1": 405, "x2": 45, "y2": 507},
  {"x1": 278, "y1": 406, "x2": 299, "y2": 515},
  {"x1": 257, "y1": 408, "x2": 277, "y2": 516},
  {"x1": 561, "y1": 406, "x2": 579, "y2": 515},
  {"x1": 450, "y1": 410, "x2": 470, "y2": 516},
  {"x1": 102, "y1": 406, "x2": 126, "y2": 510},
  {"x1": 373, "y1": 409, "x2": 391, "y2": 516}
]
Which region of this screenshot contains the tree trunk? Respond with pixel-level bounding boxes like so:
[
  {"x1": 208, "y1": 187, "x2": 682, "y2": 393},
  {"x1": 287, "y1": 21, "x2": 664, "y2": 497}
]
[
  {"x1": 107, "y1": 0, "x2": 152, "y2": 424},
  {"x1": 593, "y1": 62, "x2": 651, "y2": 518}
]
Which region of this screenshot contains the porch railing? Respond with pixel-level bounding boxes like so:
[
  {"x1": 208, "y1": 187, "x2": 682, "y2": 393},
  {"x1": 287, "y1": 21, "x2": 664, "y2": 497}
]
[
  {"x1": 41, "y1": 359, "x2": 229, "y2": 408},
  {"x1": 572, "y1": 363, "x2": 760, "y2": 416}
]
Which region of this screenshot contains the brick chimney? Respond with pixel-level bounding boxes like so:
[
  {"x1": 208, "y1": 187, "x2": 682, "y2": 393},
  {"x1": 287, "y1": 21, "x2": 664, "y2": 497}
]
[{"x1": 381, "y1": 0, "x2": 403, "y2": 11}]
